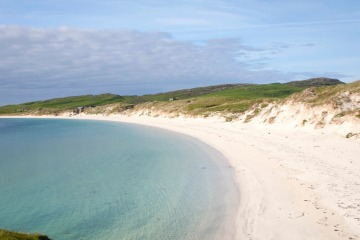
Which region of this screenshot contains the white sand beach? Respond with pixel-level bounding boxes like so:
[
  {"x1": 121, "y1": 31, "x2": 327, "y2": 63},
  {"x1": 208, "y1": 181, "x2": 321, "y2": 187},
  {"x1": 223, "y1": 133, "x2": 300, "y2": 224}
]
[{"x1": 2, "y1": 113, "x2": 360, "y2": 239}]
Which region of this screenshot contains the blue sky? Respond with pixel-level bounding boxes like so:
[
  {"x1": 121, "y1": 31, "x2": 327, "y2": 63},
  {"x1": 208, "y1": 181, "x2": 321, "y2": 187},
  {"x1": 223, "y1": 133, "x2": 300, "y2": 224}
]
[{"x1": 0, "y1": 0, "x2": 359, "y2": 105}]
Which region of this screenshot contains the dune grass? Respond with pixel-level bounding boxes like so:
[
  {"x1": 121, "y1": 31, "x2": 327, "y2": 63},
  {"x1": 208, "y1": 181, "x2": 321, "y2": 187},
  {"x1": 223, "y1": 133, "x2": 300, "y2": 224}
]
[{"x1": 309, "y1": 80, "x2": 360, "y2": 105}]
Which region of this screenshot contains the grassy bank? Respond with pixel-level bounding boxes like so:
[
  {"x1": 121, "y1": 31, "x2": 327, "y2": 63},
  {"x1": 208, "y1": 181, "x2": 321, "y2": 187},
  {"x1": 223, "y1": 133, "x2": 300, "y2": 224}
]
[{"x1": 0, "y1": 229, "x2": 50, "y2": 240}]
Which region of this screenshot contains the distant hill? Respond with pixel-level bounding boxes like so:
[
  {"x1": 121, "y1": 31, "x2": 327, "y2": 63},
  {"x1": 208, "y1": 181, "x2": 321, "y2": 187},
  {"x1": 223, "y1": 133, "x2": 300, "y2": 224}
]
[
  {"x1": 286, "y1": 77, "x2": 345, "y2": 88},
  {"x1": 0, "y1": 93, "x2": 127, "y2": 115}
]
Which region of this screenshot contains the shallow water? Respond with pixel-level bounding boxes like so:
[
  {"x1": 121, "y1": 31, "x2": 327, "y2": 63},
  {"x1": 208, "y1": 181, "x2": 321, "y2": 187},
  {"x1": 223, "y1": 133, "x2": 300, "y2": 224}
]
[{"x1": 0, "y1": 118, "x2": 239, "y2": 239}]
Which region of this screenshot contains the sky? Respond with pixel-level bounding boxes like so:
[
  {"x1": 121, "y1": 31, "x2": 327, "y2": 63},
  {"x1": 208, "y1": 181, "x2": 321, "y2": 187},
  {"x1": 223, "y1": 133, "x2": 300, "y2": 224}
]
[{"x1": 0, "y1": 0, "x2": 359, "y2": 105}]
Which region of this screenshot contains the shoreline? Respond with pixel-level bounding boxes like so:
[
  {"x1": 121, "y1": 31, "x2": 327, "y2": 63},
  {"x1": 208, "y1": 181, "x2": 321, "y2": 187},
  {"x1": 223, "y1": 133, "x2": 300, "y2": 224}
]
[{"x1": 1, "y1": 114, "x2": 360, "y2": 239}]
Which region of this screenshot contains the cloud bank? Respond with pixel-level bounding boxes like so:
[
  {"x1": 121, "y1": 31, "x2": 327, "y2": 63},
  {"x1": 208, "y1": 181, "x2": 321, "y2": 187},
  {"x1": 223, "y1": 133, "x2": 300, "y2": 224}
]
[{"x1": 0, "y1": 25, "x2": 339, "y2": 105}]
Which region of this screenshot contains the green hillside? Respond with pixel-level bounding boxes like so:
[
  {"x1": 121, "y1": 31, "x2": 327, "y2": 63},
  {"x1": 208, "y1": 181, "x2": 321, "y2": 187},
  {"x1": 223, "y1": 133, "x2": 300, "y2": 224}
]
[
  {"x1": 132, "y1": 84, "x2": 251, "y2": 102},
  {"x1": 0, "y1": 78, "x2": 349, "y2": 116},
  {"x1": 183, "y1": 83, "x2": 304, "y2": 114},
  {"x1": 205, "y1": 83, "x2": 303, "y2": 99},
  {"x1": 0, "y1": 94, "x2": 128, "y2": 115}
]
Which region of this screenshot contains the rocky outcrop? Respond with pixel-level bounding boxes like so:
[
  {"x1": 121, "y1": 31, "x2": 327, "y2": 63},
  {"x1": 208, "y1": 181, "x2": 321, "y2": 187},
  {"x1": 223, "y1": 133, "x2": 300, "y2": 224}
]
[{"x1": 286, "y1": 77, "x2": 345, "y2": 87}]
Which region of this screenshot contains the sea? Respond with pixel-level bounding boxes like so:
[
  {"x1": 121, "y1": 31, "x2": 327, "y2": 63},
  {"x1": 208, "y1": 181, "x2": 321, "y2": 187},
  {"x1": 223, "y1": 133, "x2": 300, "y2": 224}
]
[{"x1": 0, "y1": 118, "x2": 239, "y2": 240}]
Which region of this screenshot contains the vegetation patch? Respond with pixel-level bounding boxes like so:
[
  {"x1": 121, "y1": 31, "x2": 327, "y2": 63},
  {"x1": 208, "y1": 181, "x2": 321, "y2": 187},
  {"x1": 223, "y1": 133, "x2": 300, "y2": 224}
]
[
  {"x1": 135, "y1": 84, "x2": 249, "y2": 102},
  {"x1": 223, "y1": 114, "x2": 239, "y2": 122},
  {"x1": 304, "y1": 80, "x2": 360, "y2": 106},
  {"x1": 244, "y1": 108, "x2": 262, "y2": 123},
  {"x1": 260, "y1": 103, "x2": 269, "y2": 108},
  {"x1": 286, "y1": 77, "x2": 344, "y2": 88},
  {"x1": 0, "y1": 94, "x2": 126, "y2": 115},
  {"x1": 0, "y1": 229, "x2": 50, "y2": 240},
  {"x1": 205, "y1": 83, "x2": 304, "y2": 100},
  {"x1": 345, "y1": 132, "x2": 359, "y2": 139},
  {"x1": 334, "y1": 112, "x2": 346, "y2": 118}
]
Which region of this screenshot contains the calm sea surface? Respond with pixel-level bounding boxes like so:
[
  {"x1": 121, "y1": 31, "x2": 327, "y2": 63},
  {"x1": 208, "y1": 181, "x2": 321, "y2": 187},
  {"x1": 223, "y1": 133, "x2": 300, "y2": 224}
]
[{"x1": 0, "y1": 118, "x2": 239, "y2": 239}]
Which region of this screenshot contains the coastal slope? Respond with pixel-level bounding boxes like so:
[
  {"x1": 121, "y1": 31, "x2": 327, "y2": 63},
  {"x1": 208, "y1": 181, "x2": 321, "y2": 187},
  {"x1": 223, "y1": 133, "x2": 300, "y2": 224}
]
[{"x1": 0, "y1": 229, "x2": 50, "y2": 240}]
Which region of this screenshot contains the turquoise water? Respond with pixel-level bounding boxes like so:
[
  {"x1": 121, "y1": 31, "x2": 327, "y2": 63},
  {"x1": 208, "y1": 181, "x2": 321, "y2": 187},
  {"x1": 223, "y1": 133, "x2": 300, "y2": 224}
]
[{"x1": 0, "y1": 118, "x2": 239, "y2": 239}]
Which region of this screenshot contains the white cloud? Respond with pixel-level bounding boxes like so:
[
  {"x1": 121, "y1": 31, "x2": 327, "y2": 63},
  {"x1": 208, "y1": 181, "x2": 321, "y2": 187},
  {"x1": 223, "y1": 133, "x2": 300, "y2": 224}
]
[{"x1": 0, "y1": 25, "x2": 340, "y2": 105}]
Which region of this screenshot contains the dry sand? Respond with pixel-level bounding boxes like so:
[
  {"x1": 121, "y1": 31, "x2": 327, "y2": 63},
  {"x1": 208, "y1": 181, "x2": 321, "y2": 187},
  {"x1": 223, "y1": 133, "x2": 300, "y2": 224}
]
[{"x1": 2, "y1": 114, "x2": 360, "y2": 239}]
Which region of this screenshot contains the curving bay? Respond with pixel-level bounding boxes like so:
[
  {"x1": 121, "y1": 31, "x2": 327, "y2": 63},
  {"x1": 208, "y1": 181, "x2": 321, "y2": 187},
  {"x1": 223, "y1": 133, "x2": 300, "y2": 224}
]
[{"x1": 0, "y1": 118, "x2": 239, "y2": 239}]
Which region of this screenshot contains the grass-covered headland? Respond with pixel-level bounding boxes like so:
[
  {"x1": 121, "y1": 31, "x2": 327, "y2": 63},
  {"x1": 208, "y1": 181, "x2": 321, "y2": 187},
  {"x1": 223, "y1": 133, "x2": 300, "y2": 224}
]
[
  {"x1": 0, "y1": 229, "x2": 50, "y2": 240},
  {"x1": 0, "y1": 78, "x2": 349, "y2": 116}
]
